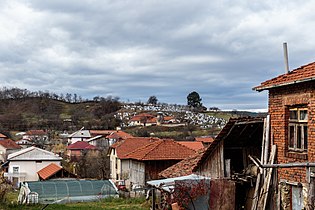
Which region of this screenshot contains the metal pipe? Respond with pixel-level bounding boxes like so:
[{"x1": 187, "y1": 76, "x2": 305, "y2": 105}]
[
  {"x1": 283, "y1": 42, "x2": 290, "y2": 73},
  {"x1": 249, "y1": 155, "x2": 315, "y2": 168},
  {"x1": 261, "y1": 162, "x2": 315, "y2": 168}
]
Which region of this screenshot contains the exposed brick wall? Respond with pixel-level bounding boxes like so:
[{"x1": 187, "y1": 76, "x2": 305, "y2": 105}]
[{"x1": 268, "y1": 81, "x2": 315, "y2": 184}]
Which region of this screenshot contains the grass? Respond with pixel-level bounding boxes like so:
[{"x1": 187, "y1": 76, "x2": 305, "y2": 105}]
[{"x1": 2, "y1": 192, "x2": 150, "y2": 210}]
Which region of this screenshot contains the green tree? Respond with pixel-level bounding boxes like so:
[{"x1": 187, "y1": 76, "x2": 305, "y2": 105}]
[
  {"x1": 147, "y1": 96, "x2": 158, "y2": 105},
  {"x1": 187, "y1": 91, "x2": 202, "y2": 108}
]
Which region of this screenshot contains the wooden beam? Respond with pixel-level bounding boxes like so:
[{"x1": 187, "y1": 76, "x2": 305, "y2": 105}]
[
  {"x1": 263, "y1": 115, "x2": 270, "y2": 166},
  {"x1": 257, "y1": 145, "x2": 276, "y2": 210}
]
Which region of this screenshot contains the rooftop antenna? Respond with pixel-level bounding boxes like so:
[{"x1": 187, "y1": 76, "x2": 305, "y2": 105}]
[{"x1": 283, "y1": 42, "x2": 290, "y2": 73}]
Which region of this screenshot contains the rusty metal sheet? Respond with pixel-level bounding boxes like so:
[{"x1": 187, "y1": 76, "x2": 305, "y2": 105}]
[{"x1": 209, "y1": 179, "x2": 235, "y2": 210}]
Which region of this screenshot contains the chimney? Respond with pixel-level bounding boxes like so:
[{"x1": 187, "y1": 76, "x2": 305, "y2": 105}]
[{"x1": 283, "y1": 42, "x2": 289, "y2": 73}]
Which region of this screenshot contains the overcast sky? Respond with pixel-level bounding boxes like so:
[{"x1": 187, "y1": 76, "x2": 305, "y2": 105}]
[{"x1": 1, "y1": 0, "x2": 315, "y2": 111}]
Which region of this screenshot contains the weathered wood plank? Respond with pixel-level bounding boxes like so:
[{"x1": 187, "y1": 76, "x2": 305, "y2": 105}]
[{"x1": 257, "y1": 145, "x2": 276, "y2": 210}]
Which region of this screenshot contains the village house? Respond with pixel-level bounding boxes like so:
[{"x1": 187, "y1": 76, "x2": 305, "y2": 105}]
[
  {"x1": 0, "y1": 138, "x2": 21, "y2": 163},
  {"x1": 108, "y1": 137, "x2": 195, "y2": 189},
  {"x1": 22, "y1": 130, "x2": 48, "y2": 142},
  {"x1": 68, "y1": 129, "x2": 133, "y2": 146},
  {"x1": 68, "y1": 129, "x2": 91, "y2": 144},
  {"x1": 128, "y1": 112, "x2": 181, "y2": 127},
  {"x1": 4, "y1": 146, "x2": 62, "y2": 186},
  {"x1": 128, "y1": 113, "x2": 157, "y2": 126},
  {"x1": 66, "y1": 141, "x2": 97, "y2": 160},
  {"x1": 87, "y1": 130, "x2": 133, "y2": 147},
  {"x1": 253, "y1": 61, "x2": 315, "y2": 209},
  {"x1": 105, "y1": 130, "x2": 134, "y2": 145},
  {"x1": 109, "y1": 137, "x2": 160, "y2": 183}
]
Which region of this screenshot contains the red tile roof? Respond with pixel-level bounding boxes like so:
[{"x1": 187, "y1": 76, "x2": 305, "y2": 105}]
[
  {"x1": 178, "y1": 141, "x2": 204, "y2": 151},
  {"x1": 195, "y1": 137, "x2": 214, "y2": 143},
  {"x1": 90, "y1": 130, "x2": 116, "y2": 136},
  {"x1": 67, "y1": 141, "x2": 97, "y2": 150},
  {"x1": 129, "y1": 113, "x2": 155, "y2": 122},
  {"x1": 107, "y1": 131, "x2": 133, "y2": 139},
  {"x1": 254, "y1": 61, "x2": 315, "y2": 91},
  {"x1": 0, "y1": 133, "x2": 7, "y2": 138},
  {"x1": 112, "y1": 137, "x2": 160, "y2": 159},
  {"x1": 163, "y1": 116, "x2": 174, "y2": 121},
  {"x1": 37, "y1": 163, "x2": 62, "y2": 180},
  {"x1": 0, "y1": 139, "x2": 21, "y2": 149},
  {"x1": 159, "y1": 149, "x2": 205, "y2": 178},
  {"x1": 123, "y1": 139, "x2": 196, "y2": 161}
]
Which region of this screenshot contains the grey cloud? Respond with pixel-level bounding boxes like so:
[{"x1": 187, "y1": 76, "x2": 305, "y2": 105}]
[{"x1": 1, "y1": 0, "x2": 315, "y2": 110}]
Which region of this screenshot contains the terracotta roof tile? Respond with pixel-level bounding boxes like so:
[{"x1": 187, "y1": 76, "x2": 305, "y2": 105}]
[
  {"x1": 37, "y1": 163, "x2": 62, "y2": 180},
  {"x1": 0, "y1": 139, "x2": 21, "y2": 149},
  {"x1": 254, "y1": 61, "x2": 315, "y2": 91},
  {"x1": 163, "y1": 116, "x2": 174, "y2": 121},
  {"x1": 123, "y1": 139, "x2": 196, "y2": 161},
  {"x1": 107, "y1": 131, "x2": 133, "y2": 139},
  {"x1": 0, "y1": 133, "x2": 7, "y2": 138},
  {"x1": 26, "y1": 130, "x2": 47, "y2": 135},
  {"x1": 112, "y1": 137, "x2": 160, "y2": 159},
  {"x1": 129, "y1": 113, "x2": 155, "y2": 122},
  {"x1": 159, "y1": 149, "x2": 205, "y2": 178},
  {"x1": 177, "y1": 141, "x2": 204, "y2": 151},
  {"x1": 67, "y1": 141, "x2": 97, "y2": 150},
  {"x1": 195, "y1": 137, "x2": 214, "y2": 143}
]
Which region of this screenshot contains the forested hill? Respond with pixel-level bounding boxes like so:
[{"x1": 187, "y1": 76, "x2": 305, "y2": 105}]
[
  {"x1": 0, "y1": 90, "x2": 121, "y2": 131},
  {"x1": 0, "y1": 87, "x2": 266, "y2": 132}
]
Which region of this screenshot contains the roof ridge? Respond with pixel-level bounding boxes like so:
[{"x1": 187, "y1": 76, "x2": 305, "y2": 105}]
[
  {"x1": 173, "y1": 140, "x2": 196, "y2": 152},
  {"x1": 124, "y1": 139, "x2": 162, "y2": 159},
  {"x1": 141, "y1": 140, "x2": 164, "y2": 160},
  {"x1": 8, "y1": 146, "x2": 36, "y2": 159}
]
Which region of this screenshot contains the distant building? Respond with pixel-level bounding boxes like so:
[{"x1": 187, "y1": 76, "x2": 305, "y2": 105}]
[
  {"x1": 0, "y1": 139, "x2": 21, "y2": 163},
  {"x1": 5, "y1": 146, "x2": 62, "y2": 186}
]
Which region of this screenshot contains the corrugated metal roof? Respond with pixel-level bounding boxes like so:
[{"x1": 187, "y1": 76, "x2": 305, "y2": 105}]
[{"x1": 8, "y1": 146, "x2": 62, "y2": 161}]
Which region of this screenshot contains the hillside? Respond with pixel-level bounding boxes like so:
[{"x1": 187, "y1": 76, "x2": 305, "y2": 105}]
[
  {"x1": 0, "y1": 97, "x2": 121, "y2": 131},
  {"x1": 0, "y1": 96, "x2": 266, "y2": 138}
]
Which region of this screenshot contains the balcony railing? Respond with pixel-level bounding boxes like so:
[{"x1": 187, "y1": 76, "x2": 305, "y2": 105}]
[{"x1": 4, "y1": 172, "x2": 27, "y2": 178}]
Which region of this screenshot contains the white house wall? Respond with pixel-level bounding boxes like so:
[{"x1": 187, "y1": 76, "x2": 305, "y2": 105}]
[
  {"x1": 110, "y1": 148, "x2": 121, "y2": 181},
  {"x1": 8, "y1": 160, "x2": 61, "y2": 182},
  {"x1": 121, "y1": 160, "x2": 145, "y2": 188}
]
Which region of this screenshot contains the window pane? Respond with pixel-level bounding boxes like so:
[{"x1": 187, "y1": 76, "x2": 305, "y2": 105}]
[
  {"x1": 297, "y1": 126, "x2": 302, "y2": 149},
  {"x1": 289, "y1": 125, "x2": 295, "y2": 148},
  {"x1": 300, "y1": 110, "x2": 308, "y2": 121},
  {"x1": 290, "y1": 110, "x2": 298, "y2": 120},
  {"x1": 304, "y1": 125, "x2": 308, "y2": 150},
  {"x1": 13, "y1": 167, "x2": 19, "y2": 173}
]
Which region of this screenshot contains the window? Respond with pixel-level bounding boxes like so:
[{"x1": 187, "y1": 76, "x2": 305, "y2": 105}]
[
  {"x1": 12, "y1": 166, "x2": 19, "y2": 173},
  {"x1": 288, "y1": 107, "x2": 308, "y2": 151}
]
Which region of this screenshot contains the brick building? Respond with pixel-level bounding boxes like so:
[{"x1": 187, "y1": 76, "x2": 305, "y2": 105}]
[{"x1": 254, "y1": 61, "x2": 315, "y2": 209}]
